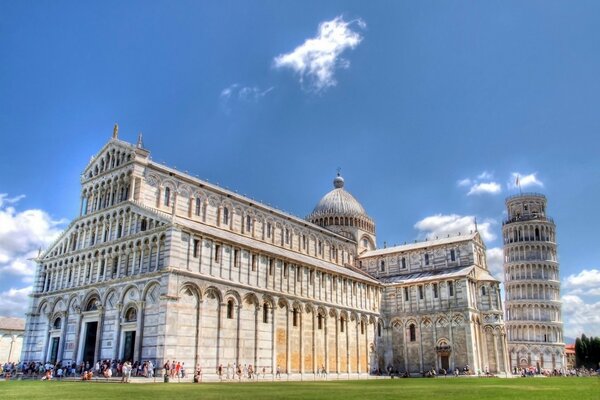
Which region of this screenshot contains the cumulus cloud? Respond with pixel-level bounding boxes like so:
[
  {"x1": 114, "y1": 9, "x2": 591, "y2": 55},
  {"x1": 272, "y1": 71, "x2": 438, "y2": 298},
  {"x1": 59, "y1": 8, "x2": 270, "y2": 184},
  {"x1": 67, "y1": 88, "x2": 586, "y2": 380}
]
[
  {"x1": 560, "y1": 269, "x2": 600, "y2": 336},
  {"x1": 458, "y1": 171, "x2": 502, "y2": 196},
  {"x1": 273, "y1": 16, "x2": 365, "y2": 92},
  {"x1": 486, "y1": 247, "x2": 504, "y2": 281},
  {"x1": 508, "y1": 172, "x2": 544, "y2": 190},
  {"x1": 414, "y1": 214, "x2": 497, "y2": 243},
  {"x1": 564, "y1": 269, "x2": 600, "y2": 290},
  {"x1": 0, "y1": 286, "x2": 32, "y2": 317},
  {"x1": 467, "y1": 182, "x2": 502, "y2": 196},
  {"x1": 0, "y1": 194, "x2": 65, "y2": 284},
  {"x1": 561, "y1": 294, "x2": 600, "y2": 338}
]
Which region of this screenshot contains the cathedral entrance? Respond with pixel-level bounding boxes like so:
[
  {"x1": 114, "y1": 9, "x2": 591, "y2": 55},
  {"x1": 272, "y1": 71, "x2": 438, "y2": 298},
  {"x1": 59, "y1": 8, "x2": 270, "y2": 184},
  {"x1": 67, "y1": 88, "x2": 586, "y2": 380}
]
[
  {"x1": 440, "y1": 354, "x2": 450, "y2": 371},
  {"x1": 82, "y1": 321, "x2": 98, "y2": 364},
  {"x1": 49, "y1": 337, "x2": 60, "y2": 364},
  {"x1": 122, "y1": 331, "x2": 136, "y2": 362}
]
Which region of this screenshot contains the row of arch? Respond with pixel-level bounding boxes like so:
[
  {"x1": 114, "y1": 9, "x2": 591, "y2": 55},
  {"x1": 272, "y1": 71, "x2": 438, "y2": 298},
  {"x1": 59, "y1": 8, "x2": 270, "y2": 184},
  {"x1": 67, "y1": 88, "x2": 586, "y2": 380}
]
[
  {"x1": 503, "y1": 223, "x2": 555, "y2": 245},
  {"x1": 81, "y1": 171, "x2": 133, "y2": 216},
  {"x1": 505, "y1": 303, "x2": 562, "y2": 323},
  {"x1": 505, "y1": 283, "x2": 560, "y2": 301},
  {"x1": 85, "y1": 145, "x2": 134, "y2": 180},
  {"x1": 45, "y1": 206, "x2": 166, "y2": 259},
  {"x1": 39, "y1": 234, "x2": 166, "y2": 293},
  {"x1": 310, "y1": 215, "x2": 375, "y2": 235},
  {"x1": 504, "y1": 244, "x2": 557, "y2": 263},
  {"x1": 507, "y1": 324, "x2": 563, "y2": 343},
  {"x1": 504, "y1": 263, "x2": 559, "y2": 282}
]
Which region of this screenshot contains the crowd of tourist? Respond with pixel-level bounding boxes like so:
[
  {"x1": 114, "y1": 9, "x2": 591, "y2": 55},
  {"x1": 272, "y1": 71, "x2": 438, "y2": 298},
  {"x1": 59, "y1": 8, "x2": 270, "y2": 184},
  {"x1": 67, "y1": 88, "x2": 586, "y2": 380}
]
[{"x1": 0, "y1": 359, "x2": 158, "y2": 381}]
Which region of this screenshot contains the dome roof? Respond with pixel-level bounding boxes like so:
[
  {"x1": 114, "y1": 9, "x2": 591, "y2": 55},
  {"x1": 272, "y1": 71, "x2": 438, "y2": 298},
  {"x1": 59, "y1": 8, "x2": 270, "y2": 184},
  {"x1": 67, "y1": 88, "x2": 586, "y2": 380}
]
[{"x1": 308, "y1": 173, "x2": 369, "y2": 218}]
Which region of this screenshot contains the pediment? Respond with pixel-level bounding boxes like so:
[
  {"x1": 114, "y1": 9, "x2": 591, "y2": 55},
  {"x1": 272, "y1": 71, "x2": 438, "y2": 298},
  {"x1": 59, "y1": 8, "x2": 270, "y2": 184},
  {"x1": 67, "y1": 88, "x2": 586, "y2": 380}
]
[{"x1": 81, "y1": 139, "x2": 141, "y2": 182}]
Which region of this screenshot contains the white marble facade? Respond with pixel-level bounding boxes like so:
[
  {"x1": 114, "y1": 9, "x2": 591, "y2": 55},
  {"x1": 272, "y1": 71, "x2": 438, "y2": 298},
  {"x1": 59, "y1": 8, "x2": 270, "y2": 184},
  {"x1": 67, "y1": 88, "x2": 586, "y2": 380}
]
[{"x1": 22, "y1": 130, "x2": 509, "y2": 377}]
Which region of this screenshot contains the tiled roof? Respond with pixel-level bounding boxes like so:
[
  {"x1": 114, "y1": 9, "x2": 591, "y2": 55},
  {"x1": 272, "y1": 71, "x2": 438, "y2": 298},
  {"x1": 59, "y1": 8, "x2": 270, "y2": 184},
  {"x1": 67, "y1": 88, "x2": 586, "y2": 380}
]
[
  {"x1": 360, "y1": 232, "x2": 478, "y2": 258},
  {"x1": 378, "y1": 265, "x2": 475, "y2": 285}
]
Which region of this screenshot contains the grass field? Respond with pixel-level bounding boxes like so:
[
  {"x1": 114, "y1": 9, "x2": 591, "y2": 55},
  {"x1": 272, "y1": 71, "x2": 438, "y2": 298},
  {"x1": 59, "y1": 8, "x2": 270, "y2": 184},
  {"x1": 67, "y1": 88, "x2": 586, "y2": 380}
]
[{"x1": 1, "y1": 377, "x2": 598, "y2": 400}]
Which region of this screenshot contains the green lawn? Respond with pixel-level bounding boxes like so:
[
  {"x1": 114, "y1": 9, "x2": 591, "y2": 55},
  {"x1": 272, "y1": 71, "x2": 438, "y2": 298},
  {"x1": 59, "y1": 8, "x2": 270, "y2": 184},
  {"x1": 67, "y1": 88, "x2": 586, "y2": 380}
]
[{"x1": 0, "y1": 377, "x2": 598, "y2": 400}]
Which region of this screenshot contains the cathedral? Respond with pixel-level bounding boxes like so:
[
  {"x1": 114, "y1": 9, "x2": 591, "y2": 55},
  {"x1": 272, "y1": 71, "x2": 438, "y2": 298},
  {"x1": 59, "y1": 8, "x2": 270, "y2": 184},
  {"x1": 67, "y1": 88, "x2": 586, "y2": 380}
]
[{"x1": 22, "y1": 128, "x2": 509, "y2": 377}]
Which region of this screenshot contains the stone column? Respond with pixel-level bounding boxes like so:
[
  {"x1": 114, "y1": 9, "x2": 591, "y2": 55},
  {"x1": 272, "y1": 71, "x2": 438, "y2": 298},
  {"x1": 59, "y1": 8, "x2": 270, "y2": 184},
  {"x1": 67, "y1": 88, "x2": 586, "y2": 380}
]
[
  {"x1": 136, "y1": 301, "x2": 145, "y2": 363},
  {"x1": 95, "y1": 305, "x2": 105, "y2": 361},
  {"x1": 271, "y1": 304, "x2": 276, "y2": 374},
  {"x1": 311, "y1": 310, "x2": 316, "y2": 374},
  {"x1": 57, "y1": 312, "x2": 68, "y2": 361},
  {"x1": 72, "y1": 308, "x2": 83, "y2": 362},
  {"x1": 254, "y1": 304, "x2": 259, "y2": 369},
  {"x1": 114, "y1": 303, "x2": 123, "y2": 361}
]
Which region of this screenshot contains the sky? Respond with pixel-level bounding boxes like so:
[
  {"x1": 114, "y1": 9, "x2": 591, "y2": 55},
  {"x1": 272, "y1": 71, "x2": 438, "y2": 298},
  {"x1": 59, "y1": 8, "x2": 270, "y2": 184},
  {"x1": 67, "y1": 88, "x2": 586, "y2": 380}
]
[{"x1": 1, "y1": 1, "x2": 599, "y2": 339}]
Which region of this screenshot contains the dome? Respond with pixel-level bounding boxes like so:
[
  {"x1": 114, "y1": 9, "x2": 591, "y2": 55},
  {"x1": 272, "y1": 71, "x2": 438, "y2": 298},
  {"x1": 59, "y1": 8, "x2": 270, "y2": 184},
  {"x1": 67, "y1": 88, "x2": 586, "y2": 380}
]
[{"x1": 308, "y1": 173, "x2": 369, "y2": 219}]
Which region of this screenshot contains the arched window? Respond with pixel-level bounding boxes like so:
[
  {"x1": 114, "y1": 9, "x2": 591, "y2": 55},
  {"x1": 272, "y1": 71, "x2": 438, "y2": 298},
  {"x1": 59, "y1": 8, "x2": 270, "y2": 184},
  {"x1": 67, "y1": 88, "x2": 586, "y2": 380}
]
[
  {"x1": 317, "y1": 314, "x2": 323, "y2": 330},
  {"x1": 53, "y1": 317, "x2": 62, "y2": 329},
  {"x1": 246, "y1": 215, "x2": 252, "y2": 232},
  {"x1": 401, "y1": 257, "x2": 406, "y2": 269},
  {"x1": 377, "y1": 322, "x2": 382, "y2": 337},
  {"x1": 195, "y1": 197, "x2": 201, "y2": 217},
  {"x1": 340, "y1": 317, "x2": 345, "y2": 333},
  {"x1": 360, "y1": 320, "x2": 365, "y2": 334},
  {"x1": 164, "y1": 187, "x2": 171, "y2": 206},
  {"x1": 409, "y1": 324, "x2": 416, "y2": 342},
  {"x1": 227, "y1": 300, "x2": 234, "y2": 319},
  {"x1": 380, "y1": 260, "x2": 385, "y2": 272},
  {"x1": 125, "y1": 307, "x2": 137, "y2": 322},
  {"x1": 293, "y1": 308, "x2": 298, "y2": 327},
  {"x1": 263, "y1": 303, "x2": 269, "y2": 323},
  {"x1": 424, "y1": 253, "x2": 430, "y2": 265},
  {"x1": 223, "y1": 207, "x2": 229, "y2": 225},
  {"x1": 481, "y1": 286, "x2": 487, "y2": 296},
  {"x1": 85, "y1": 298, "x2": 99, "y2": 311}
]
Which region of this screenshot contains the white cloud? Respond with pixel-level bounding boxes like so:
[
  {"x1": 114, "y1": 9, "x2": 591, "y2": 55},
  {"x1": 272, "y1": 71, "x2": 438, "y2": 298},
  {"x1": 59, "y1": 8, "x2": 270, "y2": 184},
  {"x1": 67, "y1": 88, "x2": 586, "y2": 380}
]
[
  {"x1": 220, "y1": 84, "x2": 274, "y2": 102},
  {"x1": 458, "y1": 172, "x2": 502, "y2": 196},
  {"x1": 467, "y1": 182, "x2": 502, "y2": 196},
  {"x1": 477, "y1": 171, "x2": 493, "y2": 180},
  {"x1": 0, "y1": 286, "x2": 32, "y2": 317},
  {"x1": 0, "y1": 194, "x2": 65, "y2": 283},
  {"x1": 414, "y1": 214, "x2": 497, "y2": 243},
  {"x1": 0, "y1": 193, "x2": 26, "y2": 207},
  {"x1": 273, "y1": 16, "x2": 365, "y2": 92},
  {"x1": 561, "y1": 294, "x2": 600, "y2": 338},
  {"x1": 457, "y1": 178, "x2": 471, "y2": 187},
  {"x1": 564, "y1": 269, "x2": 600, "y2": 290},
  {"x1": 508, "y1": 172, "x2": 544, "y2": 189},
  {"x1": 486, "y1": 247, "x2": 504, "y2": 281},
  {"x1": 220, "y1": 84, "x2": 274, "y2": 113}
]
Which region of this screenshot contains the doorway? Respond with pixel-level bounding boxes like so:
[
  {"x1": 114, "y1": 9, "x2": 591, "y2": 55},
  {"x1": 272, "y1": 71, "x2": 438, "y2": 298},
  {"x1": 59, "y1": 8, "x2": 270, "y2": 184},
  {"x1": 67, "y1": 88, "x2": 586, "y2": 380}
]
[
  {"x1": 83, "y1": 321, "x2": 98, "y2": 364},
  {"x1": 123, "y1": 331, "x2": 136, "y2": 362},
  {"x1": 440, "y1": 354, "x2": 450, "y2": 371},
  {"x1": 49, "y1": 337, "x2": 60, "y2": 363}
]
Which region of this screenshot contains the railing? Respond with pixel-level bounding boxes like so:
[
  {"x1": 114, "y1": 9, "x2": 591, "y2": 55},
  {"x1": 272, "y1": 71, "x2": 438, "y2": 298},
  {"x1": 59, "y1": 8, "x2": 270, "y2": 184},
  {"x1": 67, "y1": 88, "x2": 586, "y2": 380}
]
[
  {"x1": 505, "y1": 192, "x2": 546, "y2": 201},
  {"x1": 503, "y1": 215, "x2": 554, "y2": 225}
]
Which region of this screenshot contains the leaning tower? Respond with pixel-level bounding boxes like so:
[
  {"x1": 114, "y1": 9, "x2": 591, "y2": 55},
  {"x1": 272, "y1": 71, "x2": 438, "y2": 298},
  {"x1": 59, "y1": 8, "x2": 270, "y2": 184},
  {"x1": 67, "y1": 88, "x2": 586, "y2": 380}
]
[{"x1": 503, "y1": 193, "x2": 565, "y2": 372}]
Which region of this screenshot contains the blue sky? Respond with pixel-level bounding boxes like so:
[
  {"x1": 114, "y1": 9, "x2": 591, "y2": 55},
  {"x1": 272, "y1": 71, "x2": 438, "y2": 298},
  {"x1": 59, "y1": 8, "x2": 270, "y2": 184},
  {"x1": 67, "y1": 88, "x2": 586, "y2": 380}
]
[{"x1": 1, "y1": 1, "x2": 599, "y2": 338}]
